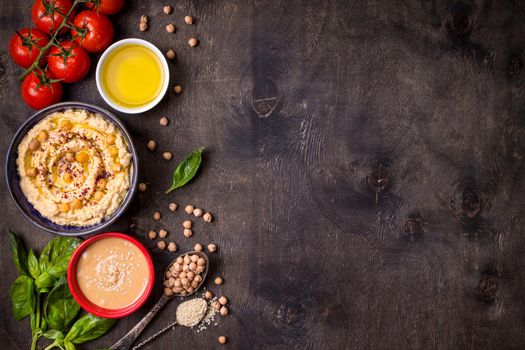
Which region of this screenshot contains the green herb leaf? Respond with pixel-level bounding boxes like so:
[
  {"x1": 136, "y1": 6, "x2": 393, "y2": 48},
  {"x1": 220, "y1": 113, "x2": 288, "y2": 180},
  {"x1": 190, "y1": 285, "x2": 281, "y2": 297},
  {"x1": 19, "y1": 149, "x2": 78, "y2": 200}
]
[
  {"x1": 28, "y1": 249, "x2": 40, "y2": 279},
  {"x1": 65, "y1": 314, "x2": 117, "y2": 344},
  {"x1": 44, "y1": 277, "x2": 81, "y2": 331},
  {"x1": 10, "y1": 275, "x2": 36, "y2": 320},
  {"x1": 165, "y1": 147, "x2": 204, "y2": 194},
  {"x1": 8, "y1": 230, "x2": 29, "y2": 275},
  {"x1": 35, "y1": 271, "x2": 55, "y2": 291},
  {"x1": 42, "y1": 329, "x2": 65, "y2": 340},
  {"x1": 64, "y1": 340, "x2": 76, "y2": 350},
  {"x1": 39, "y1": 237, "x2": 81, "y2": 278}
]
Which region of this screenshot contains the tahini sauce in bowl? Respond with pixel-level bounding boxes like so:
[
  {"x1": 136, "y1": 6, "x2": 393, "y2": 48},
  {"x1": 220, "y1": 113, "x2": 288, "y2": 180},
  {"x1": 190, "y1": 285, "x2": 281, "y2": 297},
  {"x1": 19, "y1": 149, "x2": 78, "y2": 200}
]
[{"x1": 77, "y1": 237, "x2": 150, "y2": 309}]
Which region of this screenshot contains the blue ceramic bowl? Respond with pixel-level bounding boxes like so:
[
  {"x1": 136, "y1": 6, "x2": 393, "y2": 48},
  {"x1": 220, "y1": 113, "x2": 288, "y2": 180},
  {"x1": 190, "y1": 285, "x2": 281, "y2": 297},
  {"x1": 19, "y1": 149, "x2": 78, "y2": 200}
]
[{"x1": 5, "y1": 102, "x2": 138, "y2": 236}]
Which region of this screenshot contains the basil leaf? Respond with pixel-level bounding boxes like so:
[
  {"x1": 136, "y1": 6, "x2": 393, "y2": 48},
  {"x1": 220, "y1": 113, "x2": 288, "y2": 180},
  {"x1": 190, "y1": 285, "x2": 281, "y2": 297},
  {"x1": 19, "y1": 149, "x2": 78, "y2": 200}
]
[
  {"x1": 65, "y1": 314, "x2": 117, "y2": 344},
  {"x1": 10, "y1": 275, "x2": 35, "y2": 320},
  {"x1": 42, "y1": 329, "x2": 65, "y2": 340},
  {"x1": 64, "y1": 340, "x2": 76, "y2": 350},
  {"x1": 8, "y1": 230, "x2": 29, "y2": 275},
  {"x1": 35, "y1": 271, "x2": 56, "y2": 291},
  {"x1": 28, "y1": 249, "x2": 40, "y2": 279},
  {"x1": 44, "y1": 277, "x2": 80, "y2": 331},
  {"x1": 165, "y1": 147, "x2": 204, "y2": 194},
  {"x1": 39, "y1": 237, "x2": 81, "y2": 278}
]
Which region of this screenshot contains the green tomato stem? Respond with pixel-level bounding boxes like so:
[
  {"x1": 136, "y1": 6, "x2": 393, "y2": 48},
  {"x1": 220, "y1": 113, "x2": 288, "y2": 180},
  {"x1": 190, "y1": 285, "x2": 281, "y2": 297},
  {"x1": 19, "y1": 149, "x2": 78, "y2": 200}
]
[{"x1": 20, "y1": 0, "x2": 82, "y2": 80}]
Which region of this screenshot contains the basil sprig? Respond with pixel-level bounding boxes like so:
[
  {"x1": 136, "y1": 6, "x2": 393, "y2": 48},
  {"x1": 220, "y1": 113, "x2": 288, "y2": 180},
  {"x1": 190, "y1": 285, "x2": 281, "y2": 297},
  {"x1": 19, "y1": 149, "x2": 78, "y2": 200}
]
[
  {"x1": 7, "y1": 231, "x2": 116, "y2": 350},
  {"x1": 165, "y1": 147, "x2": 204, "y2": 194}
]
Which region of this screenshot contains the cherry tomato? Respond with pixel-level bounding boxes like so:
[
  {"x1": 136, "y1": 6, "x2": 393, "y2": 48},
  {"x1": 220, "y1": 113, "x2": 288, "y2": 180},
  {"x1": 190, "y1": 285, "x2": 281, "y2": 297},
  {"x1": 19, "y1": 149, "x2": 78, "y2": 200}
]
[
  {"x1": 85, "y1": 0, "x2": 125, "y2": 15},
  {"x1": 21, "y1": 70, "x2": 63, "y2": 110},
  {"x1": 9, "y1": 28, "x2": 50, "y2": 68},
  {"x1": 31, "y1": 0, "x2": 75, "y2": 35},
  {"x1": 47, "y1": 41, "x2": 91, "y2": 83},
  {"x1": 71, "y1": 11, "x2": 114, "y2": 53}
]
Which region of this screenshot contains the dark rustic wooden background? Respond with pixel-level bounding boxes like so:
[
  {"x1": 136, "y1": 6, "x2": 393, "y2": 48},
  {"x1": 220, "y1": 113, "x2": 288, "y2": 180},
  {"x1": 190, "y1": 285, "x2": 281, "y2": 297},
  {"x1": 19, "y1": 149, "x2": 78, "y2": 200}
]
[{"x1": 2, "y1": 0, "x2": 525, "y2": 349}]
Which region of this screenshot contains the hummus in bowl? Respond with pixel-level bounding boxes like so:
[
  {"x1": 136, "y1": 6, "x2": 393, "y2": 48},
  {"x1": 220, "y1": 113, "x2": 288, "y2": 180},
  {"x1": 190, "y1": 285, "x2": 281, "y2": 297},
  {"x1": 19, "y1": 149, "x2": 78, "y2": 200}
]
[{"x1": 17, "y1": 109, "x2": 132, "y2": 227}]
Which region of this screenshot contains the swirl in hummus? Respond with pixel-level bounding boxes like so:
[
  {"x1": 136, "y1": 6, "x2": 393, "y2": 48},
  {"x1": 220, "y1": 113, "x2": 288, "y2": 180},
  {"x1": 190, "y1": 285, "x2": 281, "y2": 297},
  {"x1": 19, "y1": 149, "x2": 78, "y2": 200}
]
[{"x1": 17, "y1": 109, "x2": 132, "y2": 227}]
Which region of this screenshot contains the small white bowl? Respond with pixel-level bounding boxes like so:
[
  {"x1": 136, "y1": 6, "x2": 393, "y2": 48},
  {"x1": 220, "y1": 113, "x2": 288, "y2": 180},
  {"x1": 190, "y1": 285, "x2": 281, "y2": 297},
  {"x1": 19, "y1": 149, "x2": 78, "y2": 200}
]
[{"x1": 96, "y1": 38, "x2": 170, "y2": 114}]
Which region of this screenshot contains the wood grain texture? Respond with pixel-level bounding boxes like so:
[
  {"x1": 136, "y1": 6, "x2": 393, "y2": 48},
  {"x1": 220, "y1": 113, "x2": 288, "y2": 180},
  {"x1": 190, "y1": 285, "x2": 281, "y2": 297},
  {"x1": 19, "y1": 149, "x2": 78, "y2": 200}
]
[{"x1": 1, "y1": 0, "x2": 525, "y2": 349}]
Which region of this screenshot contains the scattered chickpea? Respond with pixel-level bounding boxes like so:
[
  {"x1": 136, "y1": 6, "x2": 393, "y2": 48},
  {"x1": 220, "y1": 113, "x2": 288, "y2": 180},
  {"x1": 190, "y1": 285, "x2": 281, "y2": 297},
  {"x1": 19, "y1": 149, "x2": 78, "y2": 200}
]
[
  {"x1": 220, "y1": 306, "x2": 229, "y2": 316},
  {"x1": 93, "y1": 191, "x2": 105, "y2": 201},
  {"x1": 157, "y1": 240, "x2": 166, "y2": 250},
  {"x1": 188, "y1": 38, "x2": 198, "y2": 47},
  {"x1": 166, "y1": 24, "x2": 175, "y2": 33},
  {"x1": 194, "y1": 243, "x2": 203, "y2": 251},
  {"x1": 185, "y1": 205, "x2": 194, "y2": 214},
  {"x1": 106, "y1": 134, "x2": 116, "y2": 145},
  {"x1": 203, "y1": 212, "x2": 213, "y2": 223},
  {"x1": 29, "y1": 139, "x2": 40, "y2": 151},
  {"x1": 147, "y1": 140, "x2": 157, "y2": 151},
  {"x1": 173, "y1": 85, "x2": 183, "y2": 94},
  {"x1": 166, "y1": 49, "x2": 176, "y2": 60},
  {"x1": 159, "y1": 117, "x2": 169, "y2": 126},
  {"x1": 159, "y1": 229, "x2": 168, "y2": 238},
  {"x1": 184, "y1": 15, "x2": 193, "y2": 24},
  {"x1": 138, "y1": 182, "x2": 147, "y2": 192},
  {"x1": 153, "y1": 211, "x2": 162, "y2": 220},
  {"x1": 59, "y1": 119, "x2": 72, "y2": 131},
  {"x1": 109, "y1": 147, "x2": 119, "y2": 157},
  {"x1": 59, "y1": 203, "x2": 70, "y2": 213},
  {"x1": 163, "y1": 5, "x2": 172, "y2": 14},
  {"x1": 163, "y1": 152, "x2": 173, "y2": 160},
  {"x1": 205, "y1": 290, "x2": 213, "y2": 299},
  {"x1": 212, "y1": 301, "x2": 221, "y2": 310},
  {"x1": 219, "y1": 296, "x2": 228, "y2": 305},
  {"x1": 71, "y1": 199, "x2": 83, "y2": 210},
  {"x1": 65, "y1": 152, "x2": 75, "y2": 162},
  {"x1": 218, "y1": 336, "x2": 227, "y2": 344},
  {"x1": 169, "y1": 202, "x2": 178, "y2": 212},
  {"x1": 207, "y1": 243, "x2": 217, "y2": 253},
  {"x1": 193, "y1": 208, "x2": 203, "y2": 217},
  {"x1": 183, "y1": 228, "x2": 193, "y2": 237},
  {"x1": 26, "y1": 168, "x2": 37, "y2": 177},
  {"x1": 168, "y1": 242, "x2": 177, "y2": 251},
  {"x1": 139, "y1": 15, "x2": 148, "y2": 32},
  {"x1": 183, "y1": 220, "x2": 192, "y2": 229},
  {"x1": 214, "y1": 276, "x2": 223, "y2": 285},
  {"x1": 37, "y1": 130, "x2": 48, "y2": 142},
  {"x1": 148, "y1": 230, "x2": 157, "y2": 240}
]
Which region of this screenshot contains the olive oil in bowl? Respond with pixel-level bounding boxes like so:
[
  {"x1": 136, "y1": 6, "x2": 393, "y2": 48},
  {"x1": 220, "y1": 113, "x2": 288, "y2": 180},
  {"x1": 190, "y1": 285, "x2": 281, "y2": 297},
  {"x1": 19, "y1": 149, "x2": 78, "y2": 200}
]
[{"x1": 96, "y1": 39, "x2": 169, "y2": 114}]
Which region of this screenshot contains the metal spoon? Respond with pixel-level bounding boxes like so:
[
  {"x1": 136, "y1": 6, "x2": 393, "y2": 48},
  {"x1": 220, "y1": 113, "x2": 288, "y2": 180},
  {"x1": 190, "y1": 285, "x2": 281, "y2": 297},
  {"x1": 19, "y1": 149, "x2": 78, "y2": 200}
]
[{"x1": 110, "y1": 251, "x2": 209, "y2": 350}]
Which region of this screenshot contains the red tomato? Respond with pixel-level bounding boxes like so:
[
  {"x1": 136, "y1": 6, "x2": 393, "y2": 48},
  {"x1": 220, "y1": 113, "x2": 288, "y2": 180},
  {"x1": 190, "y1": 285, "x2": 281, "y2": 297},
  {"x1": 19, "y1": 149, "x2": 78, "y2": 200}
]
[
  {"x1": 8, "y1": 28, "x2": 50, "y2": 68},
  {"x1": 71, "y1": 11, "x2": 114, "y2": 53},
  {"x1": 47, "y1": 41, "x2": 91, "y2": 83},
  {"x1": 31, "y1": 0, "x2": 75, "y2": 35},
  {"x1": 85, "y1": 0, "x2": 125, "y2": 15},
  {"x1": 21, "y1": 70, "x2": 63, "y2": 110}
]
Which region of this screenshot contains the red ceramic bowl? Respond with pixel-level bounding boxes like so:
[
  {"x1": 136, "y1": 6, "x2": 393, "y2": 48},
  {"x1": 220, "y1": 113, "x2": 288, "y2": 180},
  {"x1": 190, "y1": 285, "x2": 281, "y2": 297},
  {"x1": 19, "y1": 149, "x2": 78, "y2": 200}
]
[{"x1": 67, "y1": 232, "x2": 155, "y2": 318}]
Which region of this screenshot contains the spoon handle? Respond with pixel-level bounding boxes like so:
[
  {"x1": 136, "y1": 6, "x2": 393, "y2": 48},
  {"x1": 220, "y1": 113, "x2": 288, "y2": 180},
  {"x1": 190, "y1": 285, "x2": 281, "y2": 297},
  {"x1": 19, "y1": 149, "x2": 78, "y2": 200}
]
[
  {"x1": 110, "y1": 294, "x2": 170, "y2": 350},
  {"x1": 131, "y1": 320, "x2": 178, "y2": 350}
]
